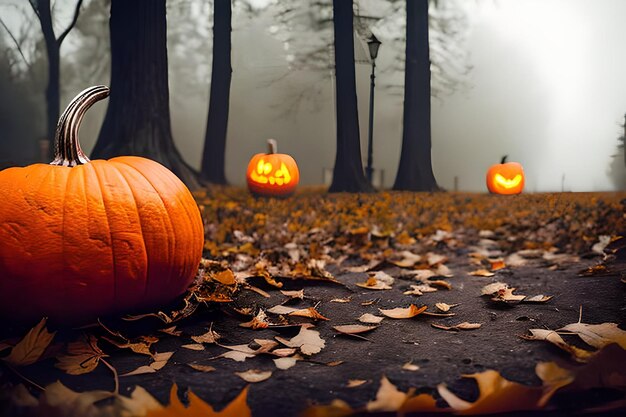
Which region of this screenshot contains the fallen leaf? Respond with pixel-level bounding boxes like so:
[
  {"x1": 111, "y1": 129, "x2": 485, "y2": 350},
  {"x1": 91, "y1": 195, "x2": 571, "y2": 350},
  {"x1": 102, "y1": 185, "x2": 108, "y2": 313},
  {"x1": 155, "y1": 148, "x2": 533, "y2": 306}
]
[
  {"x1": 432, "y1": 322, "x2": 482, "y2": 331},
  {"x1": 235, "y1": 369, "x2": 272, "y2": 383},
  {"x1": 435, "y1": 303, "x2": 459, "y2": 312},
  {"x1": 274, "y1": 355, "x2": 301, "y2": 370},
  {"x1": 403, "y1": 284, "x2": 437, "y2": 296},
  {"x1": 489, "y1": 258, "x2": 506, "y2": 271},
  {"x1": 330, "y1": 297, "x2": 351, "y2": 303},
  {"x1": 347, "y1": 379, "x2": 368, "y2": 388},
  {"x1": 437, "y1": 370, "x2": 546, "y2": 414},
  {"x1": 275, "y1": 325, "x2": 325, "y2": 355},
  {"x1": 289, "y1": 307, "x2": 330, "y2": 321},
  {"x1": 159, "y1": 326, "x2": 183, "y2": 336},
  {"x1": 191, "y1": 327, "x2": 221, "y2": 344},
  {"x1": 521, "y1": 329, "x2": 594, "y2": 362},
  {"x1": 470, "y1": 269, "x2": 495, "y2": 277},
  {"x1": 402, "y1": 362, "x2": 420, "y2": 371},
  {"x1": 491, "y1": 287, "x2": 526, "y2": 303},
  {"x1": 121, "y1": 351, "x2": 174, "y2": 376},
  {"x1": 522, "y1": 295, "x2": 553, "y2": 303},
  {"x1": 366, "y1": 376, "x2": 410, "y2": 412},
  {"x1": 389, "y1": 250, "x2": 422, "y2": 268},
  {"x1": 4, "y1": 318, "x2": 55, "y2": 366},
  {"x1": 146, "y1": 384, "x2": 251, "y2": 417},
  {"x1": 280, "y1": 289, "x2": 304, "y2": 299},
  {"x1": 481, "y1": 282, "x2": 508, "y2": 295},
  {"x1": 557, "y1": 322, "x2": 626, "y2": 350},
  {"x1": 187, "y1": 364, "x2": 216, "y2": 373},
  {"x1": 181, "y1": 343, "x2": 205, "y2": 351},
  {"x1": 356, "y1": 276, "x2": 392, "y2": 290},
  {"x1": 358, "y1": 313, "x2": 384, "y2": 324},
  {"x1": 55, "y1": 335, "x2": 107, "y2": 375},
  {"x1": 333, "y1": 324, "x2": 379, "y2": 338},
  {"x1": 379, "y1": 305, "x2": 428, "y2": 319},
  {"x1": 239, "y1": 310, "x2": 270, "y2": 329}
]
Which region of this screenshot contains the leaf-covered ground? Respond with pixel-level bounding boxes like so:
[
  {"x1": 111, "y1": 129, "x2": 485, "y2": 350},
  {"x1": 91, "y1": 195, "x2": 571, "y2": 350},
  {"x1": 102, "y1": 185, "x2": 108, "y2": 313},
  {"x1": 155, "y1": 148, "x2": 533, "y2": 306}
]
[{"x1": 1, "y1": 189, "x2": 625, "y2": 417}]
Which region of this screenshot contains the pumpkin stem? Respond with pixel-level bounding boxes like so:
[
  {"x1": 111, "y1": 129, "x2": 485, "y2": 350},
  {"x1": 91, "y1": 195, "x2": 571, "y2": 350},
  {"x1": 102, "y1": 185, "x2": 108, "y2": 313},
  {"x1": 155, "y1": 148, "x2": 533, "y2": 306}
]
[
  {"x1": 500, "y1": 155, "x2": 508, "y2": 164},
  {"x1": 267, "y1": 138, "x2": 277, "y2": 154},
  {"x1": 51, "y1": 85, "x2": 110, "y2": 167}
]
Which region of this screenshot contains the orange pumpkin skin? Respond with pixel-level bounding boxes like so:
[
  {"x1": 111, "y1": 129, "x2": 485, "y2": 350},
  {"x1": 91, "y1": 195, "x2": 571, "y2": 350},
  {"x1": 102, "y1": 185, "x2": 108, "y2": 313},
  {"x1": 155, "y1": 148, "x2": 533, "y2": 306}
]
[
  {"x1": 246, "y1": 140, "x2": 299, "y2": 197},
  {"x1": 0, "y1": 87, "x2": 204, "y2": 324},
  {"x1": 486, "y1": 158, "x2": 525, "y2": 195}
]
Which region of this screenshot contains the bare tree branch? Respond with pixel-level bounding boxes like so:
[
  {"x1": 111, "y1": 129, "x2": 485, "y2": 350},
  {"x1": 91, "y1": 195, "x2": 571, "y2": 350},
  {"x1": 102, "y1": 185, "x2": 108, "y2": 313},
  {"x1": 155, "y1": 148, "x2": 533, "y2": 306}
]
[
  {"x1": 57, "y1": 0, "x2": 84, "y2": 46},
  {"x1": 0, "y1": 16, "x2": 32, "y2": 69},
  {"x1": 28, "y1": 0, "x2": 40, "y2": 19}
]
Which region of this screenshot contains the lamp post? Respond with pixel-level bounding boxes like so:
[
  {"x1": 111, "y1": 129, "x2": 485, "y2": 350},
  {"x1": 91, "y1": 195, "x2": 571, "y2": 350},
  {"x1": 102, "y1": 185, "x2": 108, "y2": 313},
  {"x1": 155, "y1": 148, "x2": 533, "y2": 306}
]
[{"x1": 366, "y1": 34, "x2": 381, "y2": 185}]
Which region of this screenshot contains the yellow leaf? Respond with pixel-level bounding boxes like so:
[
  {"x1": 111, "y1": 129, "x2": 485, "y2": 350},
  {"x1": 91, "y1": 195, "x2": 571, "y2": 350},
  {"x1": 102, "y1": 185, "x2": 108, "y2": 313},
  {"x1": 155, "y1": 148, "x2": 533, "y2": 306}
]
[{"x1": 4, "y1": 318, "x2": 55, "y2": 366}]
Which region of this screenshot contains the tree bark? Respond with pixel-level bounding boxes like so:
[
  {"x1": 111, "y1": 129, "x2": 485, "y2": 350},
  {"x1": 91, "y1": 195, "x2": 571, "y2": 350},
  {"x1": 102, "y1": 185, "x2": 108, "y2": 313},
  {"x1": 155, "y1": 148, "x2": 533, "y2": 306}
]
[
  {"x1": 328, "y1": 0, "x2": 373, "y2": 193},
  {"x1": 200, "y1": 0, "x2": 232, "y2": 184},
  {"x1": 91, "y1": 0, "x2": 200, "y2": 189},
  {"x1": 36, "y1": 0, "x2": 59, "y2": 158},
  {"x1": 392, "y1": 0, "x2": 440, "y2": 192}
]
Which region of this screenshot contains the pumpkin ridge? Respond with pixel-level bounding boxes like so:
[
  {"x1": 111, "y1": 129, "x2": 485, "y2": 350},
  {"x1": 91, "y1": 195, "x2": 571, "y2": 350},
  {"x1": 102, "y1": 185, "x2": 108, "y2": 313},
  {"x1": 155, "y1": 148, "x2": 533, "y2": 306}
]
[
  {"x1": 89, "y1": 161, "x2": 119, "y2": 308},
  {"x1": 109, "y1": 161, "x2": 152, "y2": 298},
  {"x1": 117, "y1": 157, "x2": 202, "y2": 295},
  {"x1": 60, "y1": 166, "x2": 73, "y2": 308},
  {"x1": 112, "y1": 159, "x2": 179, "y2": 296}
]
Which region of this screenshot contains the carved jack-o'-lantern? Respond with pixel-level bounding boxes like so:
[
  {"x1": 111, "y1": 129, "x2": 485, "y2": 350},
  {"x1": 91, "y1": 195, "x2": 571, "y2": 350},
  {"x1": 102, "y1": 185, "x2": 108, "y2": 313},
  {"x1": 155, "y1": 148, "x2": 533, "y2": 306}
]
[
  {"x1": 486, "y1": 156, "x2": 525, "y2": 195},
  {"x1": 246, "y1": 139, "x2": 299, "y2": 197}
]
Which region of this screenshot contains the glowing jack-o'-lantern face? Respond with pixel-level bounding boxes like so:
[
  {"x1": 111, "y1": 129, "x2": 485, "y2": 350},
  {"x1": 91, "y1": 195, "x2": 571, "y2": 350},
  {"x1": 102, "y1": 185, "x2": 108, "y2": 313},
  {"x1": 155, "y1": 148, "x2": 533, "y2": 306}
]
[
  {"x1": 486, "y1": 156, "x2": 525, "y2": 195},
  {"x1": 247, "y1": 139, "x2": 299, "y2": 197}
]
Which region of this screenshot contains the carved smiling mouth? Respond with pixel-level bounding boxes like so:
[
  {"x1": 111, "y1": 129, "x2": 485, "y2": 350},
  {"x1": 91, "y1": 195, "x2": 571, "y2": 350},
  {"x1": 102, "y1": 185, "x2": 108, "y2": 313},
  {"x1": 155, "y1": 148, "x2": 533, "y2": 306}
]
[
  {"x1": 250, "y1": 159, "x2": 292, "y2": 186},
  {"x1": 494, "y1": 173, "x2": 522, "y2": 189}
]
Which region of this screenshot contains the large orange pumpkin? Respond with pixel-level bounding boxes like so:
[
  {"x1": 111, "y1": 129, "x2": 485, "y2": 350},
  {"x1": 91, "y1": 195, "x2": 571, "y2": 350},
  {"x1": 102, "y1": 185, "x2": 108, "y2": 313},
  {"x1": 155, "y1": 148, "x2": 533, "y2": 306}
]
[
  {"x1": 486, "y1": 155, "x2": 525, "y2": 195},
  {"x1": 0, "y1": 86, "x2": 204, "y2": 324},
  {"x1": 246, "y1": 139, "x2": 299, "y2": 197}
]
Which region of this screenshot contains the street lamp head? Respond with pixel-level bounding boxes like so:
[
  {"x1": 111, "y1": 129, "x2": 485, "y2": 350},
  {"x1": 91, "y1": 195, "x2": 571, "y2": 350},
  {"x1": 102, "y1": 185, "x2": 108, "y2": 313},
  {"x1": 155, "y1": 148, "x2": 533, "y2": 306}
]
[{"x1": 367, "y1": 34, "x2": 381, "y2": 61}]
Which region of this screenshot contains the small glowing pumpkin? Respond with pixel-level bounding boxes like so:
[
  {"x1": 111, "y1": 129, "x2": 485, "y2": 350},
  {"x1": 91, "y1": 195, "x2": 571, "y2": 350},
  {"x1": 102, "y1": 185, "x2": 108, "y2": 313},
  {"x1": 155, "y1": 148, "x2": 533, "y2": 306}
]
[
  {"x1": 246, "y1": 139, "x2": 299, "y2": 197},
  {"x1": 0, "y1": 86, "x2": 204, "y2": 324},
  {"x1": 486, "y1": 155, "x2": 525, "y2": 195}
]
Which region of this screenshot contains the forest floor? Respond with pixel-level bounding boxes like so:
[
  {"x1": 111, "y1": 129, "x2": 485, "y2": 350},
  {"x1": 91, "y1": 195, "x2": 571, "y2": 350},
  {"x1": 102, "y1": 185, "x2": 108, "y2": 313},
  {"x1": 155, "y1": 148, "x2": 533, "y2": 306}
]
[{"x1": 1, "y1": 189, "x2": 625, "y2": 417}]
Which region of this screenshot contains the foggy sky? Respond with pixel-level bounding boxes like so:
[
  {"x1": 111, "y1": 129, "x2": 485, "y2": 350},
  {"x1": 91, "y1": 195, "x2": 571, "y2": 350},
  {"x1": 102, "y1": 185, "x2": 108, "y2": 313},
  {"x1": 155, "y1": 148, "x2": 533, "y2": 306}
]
[{"x1": 3, "y1": 0, "x2": 626, "y2": 191}]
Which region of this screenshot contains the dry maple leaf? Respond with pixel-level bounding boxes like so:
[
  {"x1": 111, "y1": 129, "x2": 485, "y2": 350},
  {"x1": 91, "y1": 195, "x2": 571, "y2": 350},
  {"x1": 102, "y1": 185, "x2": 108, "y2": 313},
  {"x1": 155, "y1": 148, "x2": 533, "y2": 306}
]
[
  {"x1": 557, "y1": 321, "x2": 626, "y2": 350},
  {"x1": 239, "y1": 310, "x2": 271, "y2": 329},
  {"x1": 191, "y1": 327, "x2": 221, "y2": 344},
  {"x1": 275, "y1": 325, "x2": 325, "y2": 355},
  {"x1": 146, "y1": 384, "x2": 251, "y2": 417},
  {"x1": 379, "y1": 305, "x2": 428, "y2": 319},
  {"x1": 438, "y1": 369, "x2": 546, "y2": 414},
  {"x1": 4, "y1": 318, "x2": 55, "y2": 366},
  {"x1": 56, "y1": 335, "x2": 108, "y2": 375}
]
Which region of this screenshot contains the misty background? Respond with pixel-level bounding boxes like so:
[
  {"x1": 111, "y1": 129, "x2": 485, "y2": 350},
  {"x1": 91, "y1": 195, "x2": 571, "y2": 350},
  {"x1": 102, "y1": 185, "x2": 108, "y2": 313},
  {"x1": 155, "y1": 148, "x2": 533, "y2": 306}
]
[{"x1": 1, "y1": 0, "x2": 625, "y2": 191}]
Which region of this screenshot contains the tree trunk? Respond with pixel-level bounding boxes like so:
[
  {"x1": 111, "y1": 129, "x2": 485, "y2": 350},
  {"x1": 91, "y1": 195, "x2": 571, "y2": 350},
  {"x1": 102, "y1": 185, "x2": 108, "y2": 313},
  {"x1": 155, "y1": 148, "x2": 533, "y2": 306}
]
[
  {"x1": 392, "y1": 0, "x2": 439, "y2": 192},
  {"x1": 200, "y1": 0, "x2": 232, "y2": 184},
  {"x1": 91, "y1": 0, "x2": 200, "y2": 189},
  {"x1": 328, "y1": 0, "x2": 373, "y2": 193},
  {"x1": 36, "y1": 0, "x2": 60, "y2": 159}
]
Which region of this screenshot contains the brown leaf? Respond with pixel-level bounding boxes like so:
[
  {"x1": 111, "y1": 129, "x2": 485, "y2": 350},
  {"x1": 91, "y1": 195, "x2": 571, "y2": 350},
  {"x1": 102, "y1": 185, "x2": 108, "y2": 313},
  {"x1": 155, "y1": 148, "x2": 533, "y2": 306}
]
[
  {"x1": 55, "y1": 335, "x2": 107, "y2": 375},
  {"x1": 347, "y1": 379, "x2": 368, "y2": 388},
  {"x1": 121, "y1": 351, "x2": 174, "y2": 376},
  {"x1": 4, "y1": 318, "x2": 55, "y2": 366},
  {"x1": 356, "y1": 277, "x2": 392, "y2": 290},
  {"x1": 557, "y1": 322, "x2": 626, "y2": 350},
  {"x1": 358, "y1": 313, "x2": 384, "y2": 324},
  {"x1": 191, "y1": 327, "x2": 221, "y2": 344},
  {"x1": 437, "y1": 370, "x2": 545, "y2": 414},
  {"x1": 333, "y1": 324, "x2": 379, "y2": 337},
  {"x1": 379, "y1": 305, "x2": 428, "y2": 319},
  {"x1": 275, "y1": 325, "x2": 325, "y2": 356}
]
